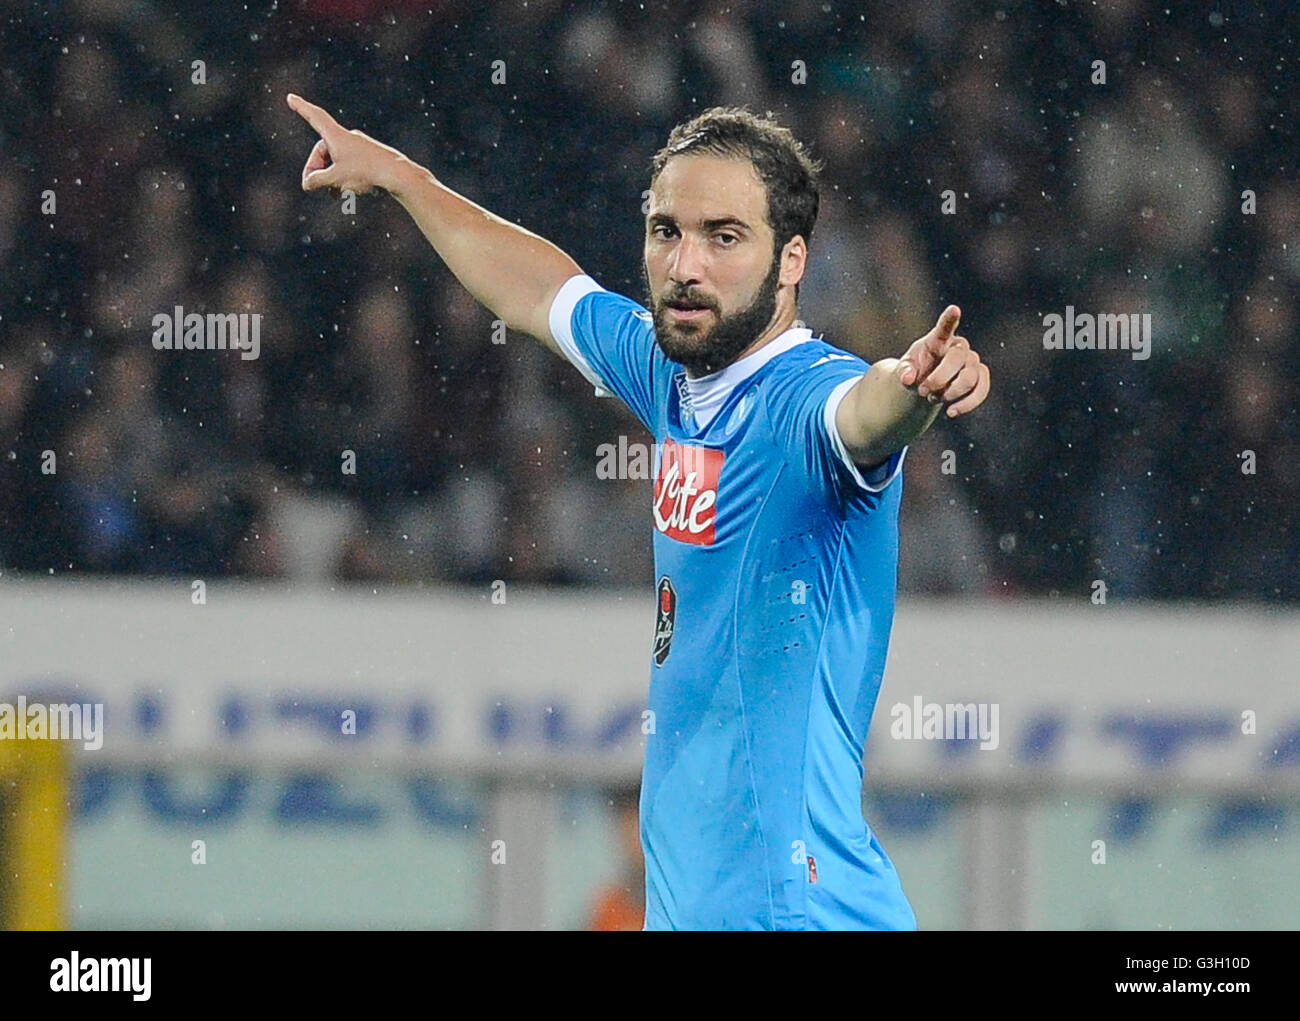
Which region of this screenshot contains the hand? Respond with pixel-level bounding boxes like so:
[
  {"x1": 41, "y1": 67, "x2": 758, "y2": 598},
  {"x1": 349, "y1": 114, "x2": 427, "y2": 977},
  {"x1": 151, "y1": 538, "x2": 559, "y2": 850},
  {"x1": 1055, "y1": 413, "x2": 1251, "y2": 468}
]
[
  {"x1": 287, "y1": 93, "x2": 407, "y2": 195},
  {"x1": 897, "y1": 305, "x2": 991, "y2": 418}
]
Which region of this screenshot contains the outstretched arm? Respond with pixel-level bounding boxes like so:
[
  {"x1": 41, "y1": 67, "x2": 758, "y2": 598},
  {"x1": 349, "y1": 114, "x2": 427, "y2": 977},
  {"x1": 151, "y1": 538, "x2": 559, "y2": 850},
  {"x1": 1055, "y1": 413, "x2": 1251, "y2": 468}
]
[
  {"x1": 287, "y1": 93, "x2": 580, "y2": 354},
  {"x1": 835, "y1": 305, "x2": 991, "y2": 469}
]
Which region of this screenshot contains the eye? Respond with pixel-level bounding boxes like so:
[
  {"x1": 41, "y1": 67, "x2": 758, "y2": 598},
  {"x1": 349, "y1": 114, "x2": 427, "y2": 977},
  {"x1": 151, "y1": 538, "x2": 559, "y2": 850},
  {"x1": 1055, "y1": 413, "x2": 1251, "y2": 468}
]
[
  {"x1": 714, "y1": 233, "x2": 739, "y2": 246},
  {"x1": 651, "y1": 224, "x2": 677, "y2": 240}
]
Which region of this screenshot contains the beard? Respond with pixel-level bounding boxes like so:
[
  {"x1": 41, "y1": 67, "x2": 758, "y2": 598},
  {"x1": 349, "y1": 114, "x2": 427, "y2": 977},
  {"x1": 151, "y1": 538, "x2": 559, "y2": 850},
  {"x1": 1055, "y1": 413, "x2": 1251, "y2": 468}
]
[{"x1": 644, "y1": 255, "x2": 781, "y2": 376}]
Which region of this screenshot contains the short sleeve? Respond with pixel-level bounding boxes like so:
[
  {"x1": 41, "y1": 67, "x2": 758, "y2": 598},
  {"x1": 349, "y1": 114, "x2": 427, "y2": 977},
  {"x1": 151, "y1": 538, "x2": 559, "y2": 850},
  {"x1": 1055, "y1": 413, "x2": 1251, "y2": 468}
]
[
  {"x1": 823, "y1": 377, "x2": 907, "y2": 493},
  {"x1": 548, "y1": 273, "x2": 660, "y2": 432},
  {"x1": 764, "y1": 355, "x2": 906, "y2": 511}
]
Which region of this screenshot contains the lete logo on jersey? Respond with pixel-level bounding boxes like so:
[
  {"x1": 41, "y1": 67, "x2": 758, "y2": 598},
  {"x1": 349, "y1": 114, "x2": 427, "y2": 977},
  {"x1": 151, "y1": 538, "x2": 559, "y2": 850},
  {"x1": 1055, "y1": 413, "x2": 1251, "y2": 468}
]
[{"x1": 653, "y1": 438, "x2": 723, "y2": 545}]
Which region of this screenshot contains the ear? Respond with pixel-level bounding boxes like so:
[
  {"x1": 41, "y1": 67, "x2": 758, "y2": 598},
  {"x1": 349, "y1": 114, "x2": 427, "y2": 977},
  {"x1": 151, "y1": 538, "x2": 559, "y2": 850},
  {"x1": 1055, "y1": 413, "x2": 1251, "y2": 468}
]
[{"x1": 779, "y1": 235, "x2": 808, "y2": 289}]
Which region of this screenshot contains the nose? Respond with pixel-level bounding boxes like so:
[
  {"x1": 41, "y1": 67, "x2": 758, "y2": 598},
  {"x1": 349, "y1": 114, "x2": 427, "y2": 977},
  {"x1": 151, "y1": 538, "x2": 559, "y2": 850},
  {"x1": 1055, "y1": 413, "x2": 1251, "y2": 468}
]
[{"x1": 668, "y1": 232, "x2": 706, "y2": 287}]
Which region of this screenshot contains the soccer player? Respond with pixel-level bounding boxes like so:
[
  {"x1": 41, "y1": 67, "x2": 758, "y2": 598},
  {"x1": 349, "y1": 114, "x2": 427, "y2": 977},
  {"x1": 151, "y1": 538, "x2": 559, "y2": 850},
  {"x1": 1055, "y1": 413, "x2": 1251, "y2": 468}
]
[{"x1": 288, "y1": 95, "x2": 991, "y2": 930}]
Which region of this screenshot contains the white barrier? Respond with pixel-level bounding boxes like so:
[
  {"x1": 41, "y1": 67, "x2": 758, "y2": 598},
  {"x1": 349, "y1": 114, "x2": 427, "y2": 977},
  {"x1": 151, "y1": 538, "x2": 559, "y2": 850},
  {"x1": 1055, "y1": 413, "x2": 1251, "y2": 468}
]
[
  {"x1": 0, "y1": 579, "x2": 1294, "y2": 787},
  {"x1": 1, "y1": 578, "x2": 1296, "y2": 929}
]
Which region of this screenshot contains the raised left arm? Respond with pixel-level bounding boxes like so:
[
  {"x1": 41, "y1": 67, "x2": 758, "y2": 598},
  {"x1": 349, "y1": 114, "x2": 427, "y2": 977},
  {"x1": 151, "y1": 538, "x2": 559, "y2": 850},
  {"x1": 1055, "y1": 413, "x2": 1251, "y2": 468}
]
[{"x1": 835, "y1": 305, "x2": 991, "y2": 469}]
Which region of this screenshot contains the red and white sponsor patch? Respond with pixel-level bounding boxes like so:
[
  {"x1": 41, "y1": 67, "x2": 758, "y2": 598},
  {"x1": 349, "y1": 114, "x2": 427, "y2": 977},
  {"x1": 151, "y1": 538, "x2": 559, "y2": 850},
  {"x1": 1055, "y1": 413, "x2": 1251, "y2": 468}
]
[{"x1": 652, "y1": 439, "x2": 723, "y2": 545}]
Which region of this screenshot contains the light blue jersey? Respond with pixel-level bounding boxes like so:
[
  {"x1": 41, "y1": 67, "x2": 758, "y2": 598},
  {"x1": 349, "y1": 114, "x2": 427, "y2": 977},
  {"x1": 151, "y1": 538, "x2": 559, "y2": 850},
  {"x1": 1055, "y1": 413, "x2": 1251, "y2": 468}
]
[{"x1": 549, "y1": 275, "x2": 916, "y2": 931}]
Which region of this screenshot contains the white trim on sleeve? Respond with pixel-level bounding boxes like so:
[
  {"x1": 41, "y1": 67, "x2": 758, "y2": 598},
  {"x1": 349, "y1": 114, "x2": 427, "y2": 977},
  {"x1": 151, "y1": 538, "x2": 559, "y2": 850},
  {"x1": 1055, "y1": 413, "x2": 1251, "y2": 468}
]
[
  {"x1": 547, "y1": 273, "x2": 615, "y2": 398},
  {"x1": 823, "y1": 376, "x2": 908, "y2": 493}
]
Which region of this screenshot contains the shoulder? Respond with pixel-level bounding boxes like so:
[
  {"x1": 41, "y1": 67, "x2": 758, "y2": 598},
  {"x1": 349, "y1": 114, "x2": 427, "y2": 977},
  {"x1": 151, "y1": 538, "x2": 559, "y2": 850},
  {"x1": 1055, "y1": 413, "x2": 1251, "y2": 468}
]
[
  {"x1": 760, "y1": 336, "x2": 868, "y2": 402},
  {"x1": 550, "y1": 275, "x2": 655, "y2": 335},
  {"x1": 777, "y1": 334, "x2": 866, "y2": 372}
]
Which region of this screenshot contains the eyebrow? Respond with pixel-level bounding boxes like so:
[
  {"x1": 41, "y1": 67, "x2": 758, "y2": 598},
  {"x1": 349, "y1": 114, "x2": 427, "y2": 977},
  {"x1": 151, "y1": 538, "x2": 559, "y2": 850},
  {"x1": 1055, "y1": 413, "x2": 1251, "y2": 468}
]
[{"x1": 648, "y1": 212, "x2": 753, "y2": 233}]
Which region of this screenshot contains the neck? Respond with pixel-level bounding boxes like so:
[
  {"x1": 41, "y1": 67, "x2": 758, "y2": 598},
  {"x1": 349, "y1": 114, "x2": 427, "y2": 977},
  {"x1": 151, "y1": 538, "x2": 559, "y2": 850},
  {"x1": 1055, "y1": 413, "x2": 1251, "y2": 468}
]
[{"x1": 683, "y1": 305, "x2": 800, "y2": 381}]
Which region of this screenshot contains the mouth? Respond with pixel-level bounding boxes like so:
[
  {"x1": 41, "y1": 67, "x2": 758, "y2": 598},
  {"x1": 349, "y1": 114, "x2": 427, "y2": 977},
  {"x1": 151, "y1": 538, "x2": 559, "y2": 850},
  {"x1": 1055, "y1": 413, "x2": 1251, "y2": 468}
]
[{"x1": 664, "y1": 300, "x2": 714, "y2": 323}]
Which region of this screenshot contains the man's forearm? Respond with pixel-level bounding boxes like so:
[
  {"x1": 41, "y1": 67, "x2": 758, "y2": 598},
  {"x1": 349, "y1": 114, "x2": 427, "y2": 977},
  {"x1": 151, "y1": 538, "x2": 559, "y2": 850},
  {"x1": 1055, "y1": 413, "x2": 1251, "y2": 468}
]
[
  {"x1": 386, "y1": 159, "x2": 581, "y2": 349},
  {"x1": 838, "y1": 357, "x2": 943, "y2": 468},
  {"x1": 288, "y1": 95, "x2": 583, "y2": 350}
]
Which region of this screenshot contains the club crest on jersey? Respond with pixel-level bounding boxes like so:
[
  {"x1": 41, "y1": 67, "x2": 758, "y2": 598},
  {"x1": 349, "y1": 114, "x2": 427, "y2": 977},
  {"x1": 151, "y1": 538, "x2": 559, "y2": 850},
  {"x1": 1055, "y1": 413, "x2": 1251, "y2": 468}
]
[
  {"x1": 653, "y1": 576, "x2": 677, "y2": 666},
  {"x1": 653, "y1": 438, "x2": 723, "y2": 545}
]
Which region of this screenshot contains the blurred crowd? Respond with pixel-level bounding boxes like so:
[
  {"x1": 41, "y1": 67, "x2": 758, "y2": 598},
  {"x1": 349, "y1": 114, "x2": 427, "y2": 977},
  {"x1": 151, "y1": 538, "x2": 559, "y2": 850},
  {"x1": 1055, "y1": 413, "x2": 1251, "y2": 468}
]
[{"x1": 0, "y1": 0, "x2": 1295, "y2": 598}]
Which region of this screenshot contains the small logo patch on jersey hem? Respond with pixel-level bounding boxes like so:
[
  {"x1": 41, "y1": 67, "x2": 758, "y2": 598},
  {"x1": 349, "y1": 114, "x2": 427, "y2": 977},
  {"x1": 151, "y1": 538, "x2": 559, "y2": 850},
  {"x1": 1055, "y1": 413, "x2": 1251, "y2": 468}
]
[
  {"x1": 807, "y1": 855, "x2": 818, "y2": 883},
  {"x1": 653, "y1": 576, "x2": 677, "y2": 666}
]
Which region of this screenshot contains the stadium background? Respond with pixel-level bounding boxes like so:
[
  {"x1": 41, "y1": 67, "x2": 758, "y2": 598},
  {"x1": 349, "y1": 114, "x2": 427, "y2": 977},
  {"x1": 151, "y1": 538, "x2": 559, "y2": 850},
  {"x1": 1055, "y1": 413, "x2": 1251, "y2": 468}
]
[{"x1": 0, "y1": 0, "x2": 1296, "y2": 929}]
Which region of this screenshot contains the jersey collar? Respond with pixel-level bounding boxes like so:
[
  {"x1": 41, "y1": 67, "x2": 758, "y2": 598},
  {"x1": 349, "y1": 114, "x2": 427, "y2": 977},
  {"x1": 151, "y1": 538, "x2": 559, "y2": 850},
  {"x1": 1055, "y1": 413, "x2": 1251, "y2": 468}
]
[{"x1": 681, "y1": 324, "x2": 815, "y2": 427}]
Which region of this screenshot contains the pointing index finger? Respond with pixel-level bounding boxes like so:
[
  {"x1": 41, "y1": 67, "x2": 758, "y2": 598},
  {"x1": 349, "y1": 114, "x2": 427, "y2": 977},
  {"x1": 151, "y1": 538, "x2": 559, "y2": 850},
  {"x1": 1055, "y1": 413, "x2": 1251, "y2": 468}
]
[
  {"x1": 933, "y1": 304, "x2": 962, "y2": 344},
  {"x1": 287, "y1": 93, "x2": 339, "y2": 138}
]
